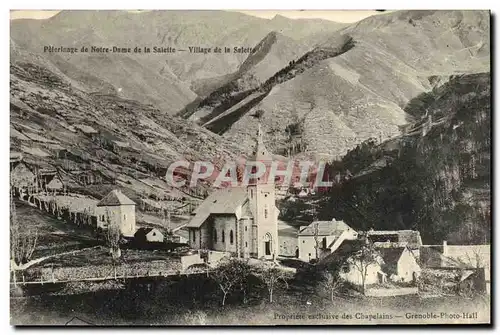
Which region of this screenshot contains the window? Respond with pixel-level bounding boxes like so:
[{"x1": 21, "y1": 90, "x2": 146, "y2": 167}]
[
  {"x1": 250, "y1": 189, "x2": 253, "y2": 198},
  {"x1": 322, "y1": 237, "x2": 327, "y2": 249},
  {"x1": 264, "y1": 206, "x2": 268, "y2": 219},
  {"x1": 123, "y1": 214, "x2": 126, "y2": 220},
  {"x1": 214, "y1": 228, "x2": 218, "y2": 243},
  {"x1": 245, "y1": 226, "x2": 247, "y2": 232},
  {"x1": 192, "y1": 230, "x2": 196, "y2": 242},
  {"x1": 230, "y1": 230, "x2": 234, "y2": 244},
  {"x1": 245, "y1": 242, "x2": 248, "y2": 248},
  {"x1": 341, "y1": 264, "x2": 349, "y2": 273},
  {"x1": 222, "y1": 230, "x2": 225, "y2": 243}
]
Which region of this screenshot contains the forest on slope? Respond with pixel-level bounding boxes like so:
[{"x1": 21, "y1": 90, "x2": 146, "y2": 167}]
[{"x1": 309, "y1": 73, "x2": 490, "y2": 245}]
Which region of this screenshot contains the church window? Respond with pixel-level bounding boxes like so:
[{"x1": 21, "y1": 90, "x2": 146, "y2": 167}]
[
  {"x1": 245, "y1": 226, "x2": 247, "y2": 232},
  {"x1": 230, "y1": 230, "x2": 234, "y2": 244},
  {"x1": 214, "y1": 228, "x2": 218, "y2": 243},
  {"x1": 222, "y1": 230, "x2": 225, "y2": 243},
  {"x1": 245, "y1": 242, "x2": 248, "y2": 248}
]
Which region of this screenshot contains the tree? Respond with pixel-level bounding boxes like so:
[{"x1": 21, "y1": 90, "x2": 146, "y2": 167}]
[
  {"x1": 210, "y1": 258, "x2": 250, "y2": 306},
  {"x1": 104, "y1": 210, "x2": 121, "y2": 279},
  {"x1": 10, "y1": 195, "x2": 38, "y2": 267},
  {"x1": 346, "y1": 234, "x2": 379, "y2": 295},
  {"x1": 321, "y1": 271, "x2": 343, "y2": 302},
  {"x1": 255, "y1": 262, "x2": 293, "y2": 303},
  {"x1": 10, "y1": 194, "x2": 38, "y2": 285}
]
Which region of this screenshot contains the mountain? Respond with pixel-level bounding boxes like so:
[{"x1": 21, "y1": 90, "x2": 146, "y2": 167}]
[
  {"x1": 179, "y1": 31, "x2": 311, "y2": 122},
  {"x1": 186, "y1": 10, "x2": 490, "y2": 159},
  {"x1": 316, "y1": 72, "x2": 491, "y2": 245},
  {"x1": 10, "y1": 61, "x2": 245, "y2": 205},
  {"x1": 10, "y1": 10, "x2": 345, "y2": 114}
]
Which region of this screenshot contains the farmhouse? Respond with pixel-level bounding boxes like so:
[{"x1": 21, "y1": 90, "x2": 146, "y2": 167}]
[
  {"x1": 297, "y1": 219, "x2": 357, "y2": 262},
  {"x1": 378, "y1": 247, "x2": 421, "y2": 282},
  {"x1": 321, "y1": 239, "x2": 384, "y2": 286},
  {"x1": 367, "y1": 229, "x2": 422, "y2": 258},
  {"x1": 186, "y1": 124, "x2": 279, "y2": 260},
  {"x1": 96, "y1": 189, "x2": 136, "y2": 237},
  {"x1": 420, "y1": 241, "x2": 490, "y2": 293},
  {"x1": 134, "y1": 227, "x2": 164, "y2": 244}
]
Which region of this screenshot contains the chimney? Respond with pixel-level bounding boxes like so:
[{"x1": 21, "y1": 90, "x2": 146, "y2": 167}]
[{"x1": 443, "y1": 240, "x2": 448, "y2": 256}]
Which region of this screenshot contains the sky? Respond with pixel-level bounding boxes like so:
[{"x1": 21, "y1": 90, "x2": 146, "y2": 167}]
[{"x1": 10, "y1": 10, "x2": 384, "y2": 23}]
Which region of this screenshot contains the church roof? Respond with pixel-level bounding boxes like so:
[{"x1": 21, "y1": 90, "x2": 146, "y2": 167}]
[
  {"x1": 186, "y1": 187, "x2": 249, "y2": 228},
  {"x1": 298, "y1": 219, "x2": 353, "y2": 236},
  {"x1": 252, "y1": 123, "x2": 273, "y2": 162},
  {"x1": 97, "y1": 189, "x2": 135, "y2": 207}
]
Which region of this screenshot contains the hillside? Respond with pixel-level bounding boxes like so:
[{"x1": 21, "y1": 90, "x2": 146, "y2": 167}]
[
  {"x1": 186, "y1": 10, "x2": 490, "y2": 159},
  {"x1": 179, "y1": 31, "x2": 312, "y2": 122},
  {"x1": 10, "y1": 11, "x2": 345, "y2": 114},
  {"x1": 10, "y1": 61, "x2": 245, "y2": 207},
  {"x1": 315, "y1": 72, "x2": 490, "y2": 245}
]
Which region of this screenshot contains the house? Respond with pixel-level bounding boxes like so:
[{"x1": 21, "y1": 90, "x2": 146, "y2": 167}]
[
  {"x1": 378, "y1": 247, "x2": 421, "y2": 283},
  {"x1": 134, "y1": 227, "x2": 164, "y2": 243},
  {"x1": 420, "y1": 241, "x2": 490, "y2": 293},
  {"x1": 186, "y1": 124, "x2": 279, "y2": 260},
  {"x1": 95, "y1": 189, "x2": 136, "y2": 237},
  {"x1": 46, "y1": 175, "x2": 64, "y2": 192},
  {"x1": 320, "y1": 239, "x2": 384, "y2": 287},
  {"x1": 297, "y1": 219, "x2": 357, "y2": 262},
  {"x1": 367, "y1": 229, "x2": 422, "y2": 258}
]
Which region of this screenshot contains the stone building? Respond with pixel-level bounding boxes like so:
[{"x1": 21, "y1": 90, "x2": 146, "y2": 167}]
[
  {"x1": 297, "y1": 219, "x2": 357, "y2": 262},
  {"x1": 95, "y1": 189, "x2": 136, "y2": 237},
  {"x1": 186, "y1": 124, "x2": 279, "y2": 260}
]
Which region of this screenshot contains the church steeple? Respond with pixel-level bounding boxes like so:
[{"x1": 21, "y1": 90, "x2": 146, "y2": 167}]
[{"x1": 253, "y1": 123, "x2": 273, "y2": 162}]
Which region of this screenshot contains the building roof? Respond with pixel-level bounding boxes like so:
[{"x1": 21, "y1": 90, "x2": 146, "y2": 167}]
[
  {"x1": 97, "y1": 189, "x2": 136, "y2": 207},
  {"x1": 186, "y1": 187, "x2": 249, "y2": 228},
  {"x1": 298, "y1": 219, "x2": 352, "y2": 236},
  {"x1": 134, "y1": 227, "x2": 163, "y2": 238},
  {"x1": 367, "y1": 230, "x2": 422, "y2": 249}
]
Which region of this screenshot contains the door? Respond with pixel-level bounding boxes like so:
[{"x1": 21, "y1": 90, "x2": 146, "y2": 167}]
[
  {"x1": 265, "y1": 241, "x2": 271, "y2": 255},
  {"x1": 263, "y1": 233, "x2": 272, "y2": 257}
]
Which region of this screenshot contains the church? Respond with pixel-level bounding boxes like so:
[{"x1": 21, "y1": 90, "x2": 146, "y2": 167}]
[{"x1": 186, "y1": 125, "x2": 279, "y2": 259}]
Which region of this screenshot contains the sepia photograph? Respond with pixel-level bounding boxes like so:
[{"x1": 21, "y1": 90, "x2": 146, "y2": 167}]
[{"x1": 8, "y1": 8, "x2": 491, "y2": 326}]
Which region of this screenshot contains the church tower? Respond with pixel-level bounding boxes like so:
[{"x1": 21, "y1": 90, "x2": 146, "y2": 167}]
[{"x1": 247, "y1": 123, "x2": 279, "y2": 259}]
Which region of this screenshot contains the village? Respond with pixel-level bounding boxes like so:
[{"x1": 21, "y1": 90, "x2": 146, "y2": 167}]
[{"x1": 9, "y1": 123, "x2": 491, "y2": 311}]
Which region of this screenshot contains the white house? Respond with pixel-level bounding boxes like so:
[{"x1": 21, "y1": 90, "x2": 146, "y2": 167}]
[
  {"x1": 95, "y1": 189, "x2": 136, "y2": 237},
  {"x1": 378, "y1": 247, "x2": 421, "y2": 282},
  {"x1": 134, "y1": 227, "x2": 164, "y2": 243},
  {"x1": 297, "y1": 219, "x2": 357, "y2": 262}
]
